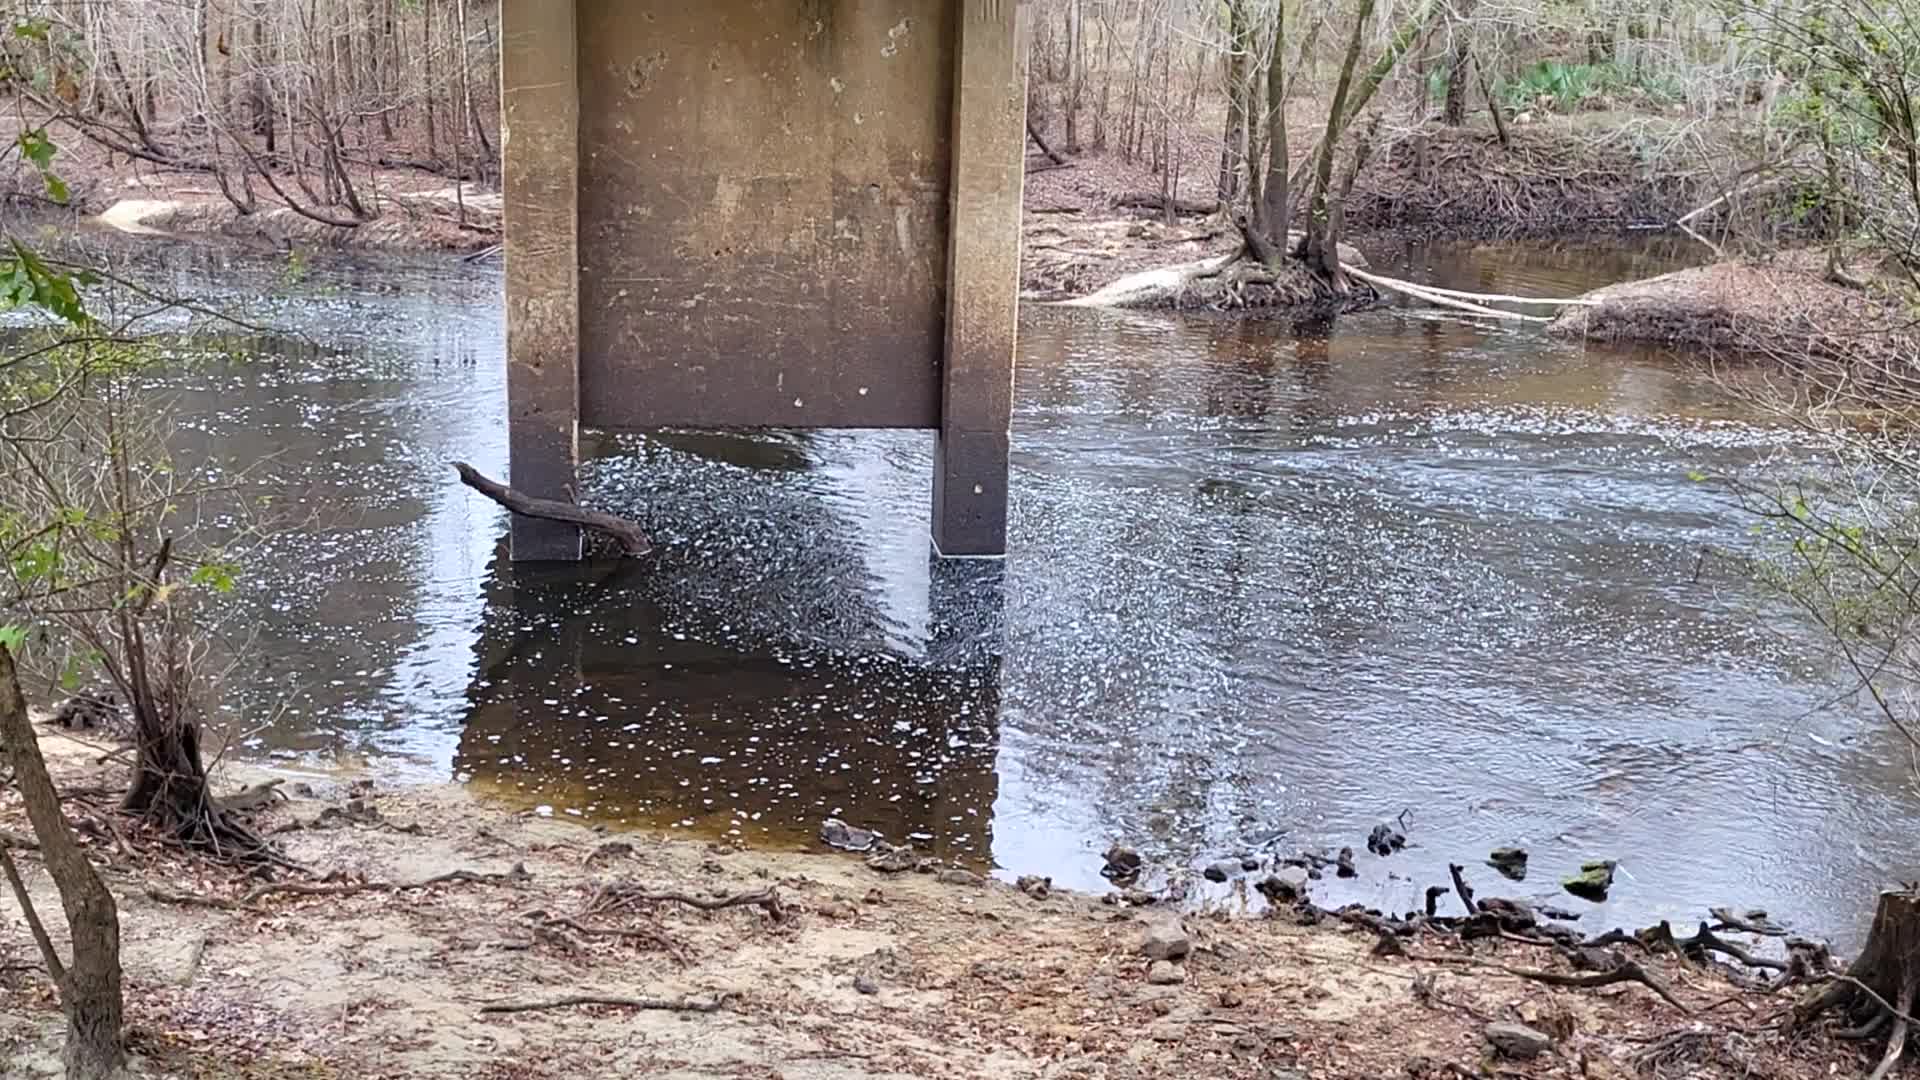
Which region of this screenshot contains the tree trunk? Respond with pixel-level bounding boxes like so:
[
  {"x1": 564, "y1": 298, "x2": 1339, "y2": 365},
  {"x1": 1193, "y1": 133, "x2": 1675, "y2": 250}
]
[
  {"x1": 1797, "y1": 888, "x2": 1920, "y2": 1080},
  {"x1": 1064, "y1": 0, "x2": 1081, "y2": 152},
  {"x1": 1216, "y1": 0, "x2": 1252, "y2": 205},
  {"x1": 0, "y1": 646, "x2": 125, "y2": 1080},
  {"x1": 1259, "y1": 0, "x2": 1290, "y2": 246},
  {"x1": 1304, "y1": 0, "x2": 1379, "y2": 287},
  {"x1": 1443, "y1": 0, "x2": 1478, "y2": 126}
]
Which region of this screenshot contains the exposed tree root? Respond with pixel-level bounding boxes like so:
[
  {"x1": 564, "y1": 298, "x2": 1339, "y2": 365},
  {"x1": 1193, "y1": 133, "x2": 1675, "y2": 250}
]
[
  {"x1": 479, "y1": 992, "x2": 734, "y2": 1016},
  {"x1": 587, "y1": 884, "x2": 786, "y2": 923},
  {"x1": 242, "y1": 864, "x2": 531, "y2": 906},
  {"x1": 1795, "y1": 888, "x2": 1920, "y2": 1079}
]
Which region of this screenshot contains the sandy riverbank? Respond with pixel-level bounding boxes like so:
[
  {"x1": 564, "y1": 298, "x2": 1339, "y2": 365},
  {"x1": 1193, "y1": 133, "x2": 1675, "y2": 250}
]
[{"x1": 0, "y1": 728, "x2": 1873, "y2": 1080}]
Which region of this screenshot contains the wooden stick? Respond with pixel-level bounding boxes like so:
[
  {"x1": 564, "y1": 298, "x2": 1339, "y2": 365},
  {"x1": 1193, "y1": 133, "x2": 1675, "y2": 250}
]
[
  {"x1": 480, "y1": 992, "x2": 734, "y2": 1015},
  {"x1": 1447, "y1": 863, "x2": 1476, "y2": 915},
  {"x1": 451, "y1": 462, "x2": 652, "y2": 557}
]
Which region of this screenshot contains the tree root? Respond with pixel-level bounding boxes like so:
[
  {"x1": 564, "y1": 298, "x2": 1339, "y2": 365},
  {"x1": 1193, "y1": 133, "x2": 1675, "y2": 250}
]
[
  {"x1": 480, "y1": 992, "x2": 735, "y2": 1016},
  {"x1": 1414, "y1": 951, "x2": 1691, "y2": 1013},
  {"x1": 242, "y1": 864, "x2": 530, "y2": 906},
  {"x1": 589, "y1": 884, "x2": 786, "y2": 922}
]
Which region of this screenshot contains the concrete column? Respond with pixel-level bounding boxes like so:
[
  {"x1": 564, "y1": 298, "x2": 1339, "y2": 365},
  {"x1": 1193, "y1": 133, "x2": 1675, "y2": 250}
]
[
  {"x1": 934, "y1": 0, "x2": 1029, "y2": 557},
  {"x1": 501, "y1": 0, "x2": 582, "y2": 561}
]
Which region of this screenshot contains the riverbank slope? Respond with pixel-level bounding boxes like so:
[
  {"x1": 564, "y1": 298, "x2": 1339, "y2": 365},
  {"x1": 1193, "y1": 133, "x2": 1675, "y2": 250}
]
[{"x1": 0, "y1": 730, "x2": 1865, "y2": 1080}]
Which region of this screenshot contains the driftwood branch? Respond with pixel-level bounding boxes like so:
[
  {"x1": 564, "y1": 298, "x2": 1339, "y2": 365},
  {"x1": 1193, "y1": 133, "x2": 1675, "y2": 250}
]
[
  {"x1": 451, "y1": 462, "x2": 652, "y2": 557},
  {"x1": 480, "y1": 992, "x2": 734, "y2": 1015},
  {"x1": 1026, "y1": 121, "x2": 1066, "y2": 165},
  {"x1": 1448, "y1": 863, "x2": 1476, "y2": 915}
]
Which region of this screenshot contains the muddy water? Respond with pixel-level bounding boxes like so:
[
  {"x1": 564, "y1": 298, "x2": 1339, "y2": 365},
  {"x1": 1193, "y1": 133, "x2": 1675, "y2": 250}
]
[{"x1": 104, "y1": 232, "x2": 1912, "y2": 949}]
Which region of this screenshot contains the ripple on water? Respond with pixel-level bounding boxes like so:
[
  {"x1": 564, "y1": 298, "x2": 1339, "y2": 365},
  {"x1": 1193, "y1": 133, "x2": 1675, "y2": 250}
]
[{"x1": 123, "y1": 235, "x2": 1909, "y2": 950}]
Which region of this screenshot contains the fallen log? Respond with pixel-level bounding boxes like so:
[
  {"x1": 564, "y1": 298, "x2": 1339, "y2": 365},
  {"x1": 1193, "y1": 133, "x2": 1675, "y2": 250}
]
[
  {"x1": 1341, "y1": 266, "x2": 1552, "y2": 321},
  {"x1": 1114, "y1": 191, "x2": 1220, "y2": 216},
  {"x1": 451, "y1": 462, "x2": 652, "y2": 557},
  {"x1": 1026, "y1": 121, "x2": 1067, "y2": 165}
]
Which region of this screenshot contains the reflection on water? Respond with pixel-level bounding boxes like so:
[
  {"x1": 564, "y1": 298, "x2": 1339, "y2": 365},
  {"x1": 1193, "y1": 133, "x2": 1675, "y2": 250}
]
[{"x1": 116, "y1": 230, "x2": 1916, "y2": 949}]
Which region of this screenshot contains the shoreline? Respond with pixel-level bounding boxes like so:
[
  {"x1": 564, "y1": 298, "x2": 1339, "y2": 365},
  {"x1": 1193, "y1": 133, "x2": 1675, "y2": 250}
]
[{"x1": 0, "y1": 730, "x2": 1869, "y2": 1079}]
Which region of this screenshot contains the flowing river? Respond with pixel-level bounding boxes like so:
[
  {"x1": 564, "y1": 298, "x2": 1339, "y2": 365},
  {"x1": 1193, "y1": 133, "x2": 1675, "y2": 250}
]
[{"x1": 73, "y1": 229, "x2": 1913, "y2": 950}]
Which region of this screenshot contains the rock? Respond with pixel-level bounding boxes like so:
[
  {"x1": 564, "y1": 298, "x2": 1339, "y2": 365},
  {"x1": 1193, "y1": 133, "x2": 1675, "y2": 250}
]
[
  {"x1": 853, "y1": 974, "x2": 879, "y2": 995},
  {"x1": 1147, "y1": 1019, "x2": 1187, "y2": 1043},
  {"x1": 935, "y1": 868, "x2": 986, "y2": 888},
  {"x1": 1240, "y1": 855, "x2": 1262, "y2": 872},
  {"x1": 1256, "y1": 866, "x2": 1310, "y2": 903},
  {"x1": 1335, "y1": 847, "x2": 1357, "y2": 878},
  {"x1": 866, "y1": 844, "x2": 918, "y2": 873},
  {"x1": 1366, "y1": 823, "x2": 1406, "y2": 856},
  {"x1": 1218, "y1": 987, "x2": 1244, "y2": 1008},
  {"x1": 1563, "y1": 860, "x2": 1616, "y2": 902},
  {"x1": 1146, "y1": 960, "x2": 1186, "y2": 985},
  {"x1": 1138, "y1": 918, "x2": 1191, "y2": 961},
  {"x1": 1203, "y1": 859, "x2": 1240, "y2": 883},
  {"x1": 820, "y1": 818, "x2": 878, "y2": 853},
  {"x1": 1016, "y1": 874, "x2": 1052, "y2": 899},
  {"x1": 1102, "y1": 844, "x2": 1144, "y2": 881},
  {"x1": 1485, "y1": 1021, "x2": 1553, "y2": 1059},
  {"x1": 1538, "y1": 904, "x2": 1582, "y2": 922},
  {"x1": 1488, "y1": 846, "x2": 1529, "y2": 881}
]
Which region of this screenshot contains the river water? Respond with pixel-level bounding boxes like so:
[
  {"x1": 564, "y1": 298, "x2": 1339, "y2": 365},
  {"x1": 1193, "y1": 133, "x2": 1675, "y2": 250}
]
[{"x1": 77, "y1": 230, "x2": 1915, "y2": 949}]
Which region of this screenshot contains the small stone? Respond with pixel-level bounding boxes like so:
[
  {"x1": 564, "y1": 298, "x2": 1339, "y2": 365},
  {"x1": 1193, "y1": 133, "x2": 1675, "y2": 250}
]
[
  {"x1": 1203, "y1": 859, "x2": 1240, "y2": 883},
  {"x1": 1336, "y1": 847, "x2": 1357, "y2": 878},
  {"x1": 1146, "y1": 960, "x2": 1186, "y2": 985},
  {"x1": 1218, "y1": 987, "x2": 1244, "y2": 1008},
  {"x1": 1139, "y1": 918, "x2": 1191, "y2": 961},
  {"x1": 820, "y1": 818, "x2": 877, "y2": 852},
  {"x1": 1240, "y1": 855, "x2": 1262, "y2": 872},
  {"x1": 1488, "y1": 846, "x2": 1529, "y2": 881},
  {"x1": 935, "y1": 868, "x2": 986, "y2": 887},
  {"x1": 1256, "y1": 866, "x2": 1310, "y2": 902},
  {"x1": 1148, "y1": 1019, "x2": 1186, "y2": 1043},
  {"x1": 1485, "y1": 1021, "x2": 1554, "y2": 1059},
  {"x1": 853, "y1": 974, "x2": 879, "y2": 995},
  {"x1": 1103, "y1": 844, "x2": 1144, "y2": 881},
  {"x1": 1122, "y1": 887, "x2": 1159, "y2": 906},
  {"x1": 862, "y1": 888, "x2": 885, "y2": 905},
  {"x1": 1563, "y1": 860, "x2": 1616, "y2": 902},
  {"x1": 1016, "y1": 874, "x2": 1052, "y2": 899},
  {"x1": 866, "y1": 844, "x2": 917, "y2": 873}
]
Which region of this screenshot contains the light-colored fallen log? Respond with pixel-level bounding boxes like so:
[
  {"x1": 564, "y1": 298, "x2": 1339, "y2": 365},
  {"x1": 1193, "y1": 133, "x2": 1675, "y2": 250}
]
[
  {"x1": 1356, "y1": 276, "x2": 1599, "y2": 307},
  {"x1": 1342, "y1": 266, "x2": 1550, "y2": 322}
]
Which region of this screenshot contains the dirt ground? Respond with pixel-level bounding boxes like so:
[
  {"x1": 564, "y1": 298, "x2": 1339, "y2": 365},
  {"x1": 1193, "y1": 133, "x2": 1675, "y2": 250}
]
[
  {"x1": 1546, "y1": 256, "x2": 1920, "y2": 363},
  {"x1": 0, "y1": 729, "x2": 1882, "y2": 1080}
]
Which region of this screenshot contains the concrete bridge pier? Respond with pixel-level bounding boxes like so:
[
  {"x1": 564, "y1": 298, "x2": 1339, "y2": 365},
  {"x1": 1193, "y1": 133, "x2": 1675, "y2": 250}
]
[{"x1": 500, "y1": 0, "x2": 1029, "y2": 563}]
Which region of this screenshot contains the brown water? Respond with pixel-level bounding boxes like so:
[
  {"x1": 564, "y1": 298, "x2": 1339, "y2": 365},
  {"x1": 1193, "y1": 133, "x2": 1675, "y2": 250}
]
[{"x1": 95, "y1": 231, "x2": 1912, "y2": 949}]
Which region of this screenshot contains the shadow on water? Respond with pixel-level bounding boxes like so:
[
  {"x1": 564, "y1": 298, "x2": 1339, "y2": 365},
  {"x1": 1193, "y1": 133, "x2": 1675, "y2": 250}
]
[{"x1": 89, "y1": 229, "x2": 1920, "y2": 950}]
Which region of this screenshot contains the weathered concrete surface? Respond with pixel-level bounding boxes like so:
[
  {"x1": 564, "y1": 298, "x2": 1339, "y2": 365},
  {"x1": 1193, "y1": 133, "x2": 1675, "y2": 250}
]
[
  {"x1": 575, "y1": 0, "x2": 956, "y2": 430},
  {"x1": 503, "y1": 0, "x2": 1027, "y2": 560},
  {"x1": 501, "y1": 1, "x2": 583, "y2": 561},
  {"x1": 934, "y1": 0, "x2": 1027, "y2": 556}
]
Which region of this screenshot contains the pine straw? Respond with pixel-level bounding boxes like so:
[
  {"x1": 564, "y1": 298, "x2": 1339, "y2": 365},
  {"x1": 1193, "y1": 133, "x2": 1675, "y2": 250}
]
[{"x1": 1545, "y1": 261, "x2": 1920, "y2": 366}]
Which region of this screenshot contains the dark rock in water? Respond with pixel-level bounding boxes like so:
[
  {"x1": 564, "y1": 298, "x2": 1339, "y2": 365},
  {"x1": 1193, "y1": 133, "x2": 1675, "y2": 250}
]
[
  {"x1": 1336, "y1": 847, "x2": 1357, "y2": 878},
  {"x1": 1240, "y1": 855, "x2": 1263, "y2": 872},
  {"x1": 1563, "y1": 860, "x2": 1617, "y2": 902},
  {"x1": 1488, "y1": 847, "x2": 1529, "y2": 881},
  {"x1": 1203, "y1": 860, "x2": 1238, "y2": 883},
  {"x1": 1366, "y1": 823, "x2": 1406, "y2": 856},
  {"x1": 1256, "y1": 866, "x2": 1311, "y2": 903},
  {"x1": 1538, "y1": 904, "x2": 1582, "y2": 922},
  {"x1": 1102, "y1": 844, "x2": 1144, "y2": 882},
  {"x1": 820, "y1": 818, "x2": 878, "y2": 853}
]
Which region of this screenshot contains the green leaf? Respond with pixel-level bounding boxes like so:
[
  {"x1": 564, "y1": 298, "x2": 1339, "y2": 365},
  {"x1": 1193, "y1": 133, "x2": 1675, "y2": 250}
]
[
  {"x1": 0, "y1": 625, "x2": 26, "y2": 652},
  {"x1": 190, "y1": 562, "x2": 238, "y2": 594},
  {"x1": 11, "y1": 18, "x2": 50, "y2": 41}
]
